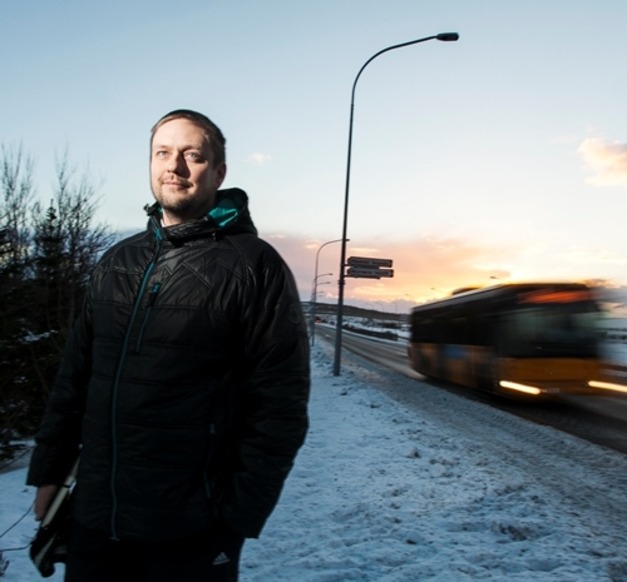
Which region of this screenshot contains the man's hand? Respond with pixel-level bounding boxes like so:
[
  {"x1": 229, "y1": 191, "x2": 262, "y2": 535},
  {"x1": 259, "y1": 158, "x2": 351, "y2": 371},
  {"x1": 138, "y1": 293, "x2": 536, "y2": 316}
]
[{"x1": 35, "y1": 485, "x2": 59, "y2": 521}]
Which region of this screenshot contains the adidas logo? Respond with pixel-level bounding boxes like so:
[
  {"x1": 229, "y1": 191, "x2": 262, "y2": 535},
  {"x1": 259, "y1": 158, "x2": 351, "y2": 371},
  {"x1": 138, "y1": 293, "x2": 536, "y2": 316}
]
[{"x1": 212, "y1": 552, "x2": 230, "y2": 566}]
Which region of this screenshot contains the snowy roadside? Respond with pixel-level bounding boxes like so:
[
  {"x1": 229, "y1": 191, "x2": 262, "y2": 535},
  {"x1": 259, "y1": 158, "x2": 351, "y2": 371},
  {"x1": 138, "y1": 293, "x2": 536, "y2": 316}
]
[
  {"x1": 2, "y1": 340, "x2": 627, "y2": 581},
  {"x1": 240, "y1": 341, "x2": 627, "y2": 582}
]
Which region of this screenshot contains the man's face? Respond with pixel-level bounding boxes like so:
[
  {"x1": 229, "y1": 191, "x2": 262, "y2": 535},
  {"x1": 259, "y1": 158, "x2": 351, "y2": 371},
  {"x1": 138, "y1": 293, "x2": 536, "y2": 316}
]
[{"x1": 150, "y1": 118, "x2": 226, "y2": 226}]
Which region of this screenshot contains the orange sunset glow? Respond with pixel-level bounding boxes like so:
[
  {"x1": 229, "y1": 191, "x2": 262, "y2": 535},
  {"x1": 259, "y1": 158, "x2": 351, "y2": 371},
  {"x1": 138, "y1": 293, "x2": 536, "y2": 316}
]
[{"x1": 267, "y1": 233, "x2": 627, "y2": 315}]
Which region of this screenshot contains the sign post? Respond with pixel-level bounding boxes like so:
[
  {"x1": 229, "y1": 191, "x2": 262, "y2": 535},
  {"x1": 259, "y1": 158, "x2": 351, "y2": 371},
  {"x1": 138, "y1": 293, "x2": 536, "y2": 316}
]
[{"x1": 346, "y1": 256, "x2": 394, "y2": 279}]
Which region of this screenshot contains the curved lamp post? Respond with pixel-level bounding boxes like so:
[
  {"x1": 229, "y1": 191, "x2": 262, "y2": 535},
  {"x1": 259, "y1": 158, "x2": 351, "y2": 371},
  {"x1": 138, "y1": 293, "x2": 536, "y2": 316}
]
[
  {"x1": 311, "y1": 276, "x2": 332, "y2": 324},
  {"x1": 311, "y1": 238, "x2": 347, "y2": 346},
  {"x1": 333, "y1": 32, "x2": 459, "y2": 376}
]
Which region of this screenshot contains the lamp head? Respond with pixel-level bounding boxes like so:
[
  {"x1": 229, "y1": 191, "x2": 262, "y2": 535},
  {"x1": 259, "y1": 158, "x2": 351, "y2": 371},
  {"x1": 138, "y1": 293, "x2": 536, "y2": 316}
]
[{"x1": 436, "y1": 32, "x2": 459, "y2": 41}]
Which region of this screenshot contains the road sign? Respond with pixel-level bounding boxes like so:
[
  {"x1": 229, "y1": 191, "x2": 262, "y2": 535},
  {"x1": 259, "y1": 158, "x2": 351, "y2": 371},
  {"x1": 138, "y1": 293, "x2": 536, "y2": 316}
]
[
  {"x1": 347, "y1": 256, "x2": 393, "y2": 268},
  {"x1": 346, "y1": 267, "x2": 394, "y2": 279}
]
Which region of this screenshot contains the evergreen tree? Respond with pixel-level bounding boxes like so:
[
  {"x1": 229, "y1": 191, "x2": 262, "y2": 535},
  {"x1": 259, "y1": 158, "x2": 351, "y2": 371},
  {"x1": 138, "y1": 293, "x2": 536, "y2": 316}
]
[
  {"x1": 0, "y1": 144, "x2": 36, "y2": 459},
  {"x1": 0, "y1": 146, "x2": 113, "y2": 460}
]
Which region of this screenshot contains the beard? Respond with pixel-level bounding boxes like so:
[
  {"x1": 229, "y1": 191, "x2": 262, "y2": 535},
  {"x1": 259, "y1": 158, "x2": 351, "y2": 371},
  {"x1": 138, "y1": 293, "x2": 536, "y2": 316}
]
[{"x1": 152, "y1": 185, "x2": 216, "y2": 224}]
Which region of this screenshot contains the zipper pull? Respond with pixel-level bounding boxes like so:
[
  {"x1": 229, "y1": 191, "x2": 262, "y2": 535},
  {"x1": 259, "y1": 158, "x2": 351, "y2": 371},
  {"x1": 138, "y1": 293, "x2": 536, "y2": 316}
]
[{"x1": 148, "y1": 282, "x2": 161, "y2": 305}]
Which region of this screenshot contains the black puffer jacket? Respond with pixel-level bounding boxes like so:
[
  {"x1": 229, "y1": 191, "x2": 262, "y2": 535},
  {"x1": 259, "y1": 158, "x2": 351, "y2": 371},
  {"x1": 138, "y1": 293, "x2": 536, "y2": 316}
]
[{"x1": 27, "y1": 188, "x2": 310, "y2": 541}]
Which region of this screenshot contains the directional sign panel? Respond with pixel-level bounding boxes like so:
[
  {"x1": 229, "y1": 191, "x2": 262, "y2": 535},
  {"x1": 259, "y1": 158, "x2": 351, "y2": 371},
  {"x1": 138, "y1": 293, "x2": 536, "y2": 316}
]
[
  {"x1": 346, "y1": 267, "x2": 394, "y2": 279},
  {"x1": 347, "y1": 256, "x2": 393, "y2": 268}
]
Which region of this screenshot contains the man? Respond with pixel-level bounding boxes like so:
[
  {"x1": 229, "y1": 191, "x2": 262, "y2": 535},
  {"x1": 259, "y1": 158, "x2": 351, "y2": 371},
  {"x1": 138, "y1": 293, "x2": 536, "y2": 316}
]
[{"x1": 27, "y1": 109, "x2": 310, "y2": 581}]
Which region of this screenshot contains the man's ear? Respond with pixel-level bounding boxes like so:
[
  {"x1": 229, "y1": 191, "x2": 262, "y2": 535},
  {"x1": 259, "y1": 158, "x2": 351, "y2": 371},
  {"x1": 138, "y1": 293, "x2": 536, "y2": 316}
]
[{"x1": 216, "y1": 163, "x2": 227, "y2": 188}]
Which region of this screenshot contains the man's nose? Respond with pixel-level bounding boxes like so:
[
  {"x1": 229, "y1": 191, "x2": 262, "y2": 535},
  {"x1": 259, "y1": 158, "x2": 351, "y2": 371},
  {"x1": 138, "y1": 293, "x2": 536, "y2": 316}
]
[{"x1": 166, "y1": 153, "x2": 185, "y2": 174}]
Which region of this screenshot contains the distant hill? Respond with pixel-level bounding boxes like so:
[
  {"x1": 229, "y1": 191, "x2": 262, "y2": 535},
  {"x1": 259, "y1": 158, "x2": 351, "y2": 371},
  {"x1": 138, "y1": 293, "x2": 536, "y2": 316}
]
[{"x1": 303, "y1": 301, "x2": 403, "y2": 322}]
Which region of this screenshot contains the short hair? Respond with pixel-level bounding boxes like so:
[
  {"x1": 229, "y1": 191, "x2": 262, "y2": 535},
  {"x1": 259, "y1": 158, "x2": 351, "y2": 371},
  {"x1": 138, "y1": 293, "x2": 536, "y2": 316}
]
[{"x1": 150, "y1": 109, "x2": 226, "y2": 167}]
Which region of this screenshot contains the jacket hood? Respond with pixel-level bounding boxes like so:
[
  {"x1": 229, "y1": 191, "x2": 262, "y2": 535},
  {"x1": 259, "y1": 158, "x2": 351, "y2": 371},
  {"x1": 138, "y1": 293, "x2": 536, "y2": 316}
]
[{"x1": 144, "y1": 187, "x2": 258, "y2": 241}]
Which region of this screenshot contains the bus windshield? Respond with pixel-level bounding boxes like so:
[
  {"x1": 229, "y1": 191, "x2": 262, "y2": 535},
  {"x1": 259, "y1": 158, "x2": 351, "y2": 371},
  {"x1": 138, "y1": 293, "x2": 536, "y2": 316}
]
[{"x1": 498, "y1": 304, "x2": 599, "y2": 357}]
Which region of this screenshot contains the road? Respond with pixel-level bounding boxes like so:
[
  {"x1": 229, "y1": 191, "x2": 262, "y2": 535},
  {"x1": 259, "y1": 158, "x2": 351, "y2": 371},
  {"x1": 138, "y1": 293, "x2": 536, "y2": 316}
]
[{"x1": 316, "y1": 324, "x2": 627, "y2": 454}]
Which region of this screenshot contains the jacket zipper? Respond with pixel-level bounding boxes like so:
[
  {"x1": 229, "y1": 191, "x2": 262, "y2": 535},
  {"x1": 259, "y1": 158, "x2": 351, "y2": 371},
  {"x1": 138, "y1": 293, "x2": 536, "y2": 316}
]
[
  {"x1": 134, "y1": 282, "x2": 161, "y2": 353},
  {"x1": 109, "y1": 232, "x2": 163, "y2": 539},
  {"x1": 203, "y1": 423, "x2": 216, "y2": 498}
]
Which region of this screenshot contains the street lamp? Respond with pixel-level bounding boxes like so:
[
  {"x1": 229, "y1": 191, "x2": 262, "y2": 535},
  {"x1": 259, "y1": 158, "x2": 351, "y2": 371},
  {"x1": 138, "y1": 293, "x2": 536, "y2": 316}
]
[
  {"x1": 311, "y1": 273, "x2": 332, "y2": 312},
  {"x1": 311, "y1": 238, "x2": 348, "y2": 346},
  {"x1": 333, "y1": 32, "x2": 459, "y2": 376}
]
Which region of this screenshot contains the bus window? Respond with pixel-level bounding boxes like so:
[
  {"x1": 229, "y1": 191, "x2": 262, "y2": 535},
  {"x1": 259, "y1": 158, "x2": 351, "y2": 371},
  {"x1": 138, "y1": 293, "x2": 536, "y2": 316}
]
[{"x1": 498, "y1": 306, "x2": 598, "y2": 357}]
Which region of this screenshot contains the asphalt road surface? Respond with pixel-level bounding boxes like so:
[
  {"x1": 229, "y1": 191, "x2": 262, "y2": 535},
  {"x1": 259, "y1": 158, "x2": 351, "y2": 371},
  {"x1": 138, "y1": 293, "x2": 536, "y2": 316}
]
[{"x1": 315, "y1": 325, "x2": 627, "y2": 454}]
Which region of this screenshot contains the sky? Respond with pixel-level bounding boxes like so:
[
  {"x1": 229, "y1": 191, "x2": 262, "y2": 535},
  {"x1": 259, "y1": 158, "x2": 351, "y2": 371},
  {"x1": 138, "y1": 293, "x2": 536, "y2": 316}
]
[
  {"x1": 3, "y1": 338, "x2": 627, "y2": 581},
  {"x1": 2, "y1": 0, "x2": 627, "y2": 312}
]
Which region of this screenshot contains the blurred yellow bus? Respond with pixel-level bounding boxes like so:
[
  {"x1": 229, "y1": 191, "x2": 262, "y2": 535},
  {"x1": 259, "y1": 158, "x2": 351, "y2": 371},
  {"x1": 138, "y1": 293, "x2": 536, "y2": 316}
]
[{"x1": 408, "y1": 282, "x2": 624, "y2": 398}]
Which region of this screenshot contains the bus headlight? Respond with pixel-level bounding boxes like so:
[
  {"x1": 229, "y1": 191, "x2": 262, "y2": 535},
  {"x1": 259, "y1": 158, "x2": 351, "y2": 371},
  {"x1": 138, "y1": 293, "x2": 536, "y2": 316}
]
[
  {"x1": 499, "y1": 380, "x2": 542, "y2": 396},
  {"x1": 588, "y1": 380, "x2": 627, "y2": 394}
]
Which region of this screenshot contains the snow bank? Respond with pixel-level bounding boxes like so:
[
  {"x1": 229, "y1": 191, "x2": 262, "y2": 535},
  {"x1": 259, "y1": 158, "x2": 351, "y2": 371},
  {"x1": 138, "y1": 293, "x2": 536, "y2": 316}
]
[{"x1": 2, "y1": 341, "x2": 627, "y2": 581}]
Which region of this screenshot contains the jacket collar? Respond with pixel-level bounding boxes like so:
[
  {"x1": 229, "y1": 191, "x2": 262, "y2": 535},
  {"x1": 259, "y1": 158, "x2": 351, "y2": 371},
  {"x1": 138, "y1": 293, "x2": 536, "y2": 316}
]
[{"x1": 144, "y1": 188, "x2": 258, "y2": 241}]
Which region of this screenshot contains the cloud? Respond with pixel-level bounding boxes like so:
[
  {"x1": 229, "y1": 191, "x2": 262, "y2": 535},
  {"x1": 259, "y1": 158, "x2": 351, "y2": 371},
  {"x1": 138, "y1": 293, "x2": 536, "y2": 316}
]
[
  {"x1": 266, "y1": 233, "x2": 516, "y2": 305},
  {"x1": 578, "y1": 137, "x2": 627, "y2": 188},
  {"x1": 245, "y1": 152, "x2": 272, "y2": 166},
  {"x1": 261, "y1": 229, "x2": 627, "y2": 313}
]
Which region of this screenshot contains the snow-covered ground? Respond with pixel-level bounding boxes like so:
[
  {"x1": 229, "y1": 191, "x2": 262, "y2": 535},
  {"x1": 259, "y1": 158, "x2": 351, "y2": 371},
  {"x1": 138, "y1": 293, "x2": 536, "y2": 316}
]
[{"x1": 2, "y1": 339, "x2": 627, "y2": 581}]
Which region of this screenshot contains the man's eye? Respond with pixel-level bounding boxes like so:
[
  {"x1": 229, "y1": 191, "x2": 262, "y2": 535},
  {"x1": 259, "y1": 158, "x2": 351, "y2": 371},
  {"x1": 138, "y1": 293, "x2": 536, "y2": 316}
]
[
  {"x1": 185, "y1": 152, "x2": 203, "y2": 161},
  {"x1": 155, "y1": 151, "x2": 168, "y2": 158}
]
